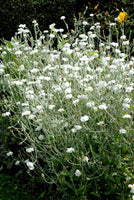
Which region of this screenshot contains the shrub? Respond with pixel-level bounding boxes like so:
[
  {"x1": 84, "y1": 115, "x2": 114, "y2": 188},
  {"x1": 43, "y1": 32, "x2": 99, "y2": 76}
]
[
  {"x1": 0, "y1": 14, "x2": 134, "y2": 199},
  {"x1": 0, "y1": 0, "x2": 75, "y2": 42}
]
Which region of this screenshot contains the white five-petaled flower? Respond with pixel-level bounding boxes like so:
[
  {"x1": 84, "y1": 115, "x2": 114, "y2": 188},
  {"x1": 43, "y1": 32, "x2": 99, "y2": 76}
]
[
  {"x1": 97, "y1": 121, "x2": 105, "y2": 126},
  {"x1": 128, "y1": 184, "x2": 134, "y2": 193},
  {"x1": 26, "y1": 161, "x2": 35, "y2": 170},
  {"x1": 22, "y1": 111, "x2": 31, "y2": 116},
  {"x1": 26, "y1": 147, "x2": 34, "y2": 153},
  {"x1": 2, "y1": 112, "x2": 10, "y2": 117},
  {"x1": 38, "y1": 135, "x2": 44, "y2": 140},
  {"x1": 60, "y1": 16, "x2": 65, "y2": 20},
  {"x1": 98, "y1": 103, "x2": 107, "y2": 110},
  {"x1": 7, "y1": 151, "x2": 13, "y2": 156},
  {"x1": 0, "y1": 69, "x2": 4, "y2": 74},
  {"x1": 73, "y1": 99, "x2": 79, "y2": 106},
  {"x1": 30, "y1": 68, "x2": 39, "y2": 73},
  {"x1": 58, "y1": 108, "x2": 64, "y2": 112},
  {"x1": 83, "y1": 156, "x2": 89, "y2": 163},
  {"x1": 125, "y1": 87, "x2": 133, "y2": 93},
  {"x1": 122, "y1": 103, "x2": 130, "y2": 109},
  {"x1": 123, "y1": 114, "x2": 131, "y2": 119},
  {"x1": 119, "y1": 129, "x2": 127, "y2": 134},
  {"x1": 80, "y1": 115, "x2": 89, "y2": 122},
  {"x1": 75, "y1": 169, "x2": 81, "y2": 177},
  {"x1": 65, "y1": 94, "x2": 72, "y2": 99},
  {"x1": 15, "y1": 161, "x2": 20, "y2": 165},
  {"x1": 66, "y1": 147, "x2": 75, "y2": 153},
  {"x1": 120, "y1": 35, "x2": 126, "y2": 40},
  {"x1": 74, "y1": 125, "x2": 82, "y2": 130},
  {"x1": 48, "y1": 105, "x2": 55, "y2": 110}
]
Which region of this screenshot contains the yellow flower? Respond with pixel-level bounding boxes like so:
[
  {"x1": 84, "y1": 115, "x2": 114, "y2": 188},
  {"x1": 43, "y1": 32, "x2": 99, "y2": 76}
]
[
  {"x1": 118, "y1": 12, "x2": 127, "y2": 24},
  {"x1": 94, "y1": 3, "x2": 99, "y2": 10}
]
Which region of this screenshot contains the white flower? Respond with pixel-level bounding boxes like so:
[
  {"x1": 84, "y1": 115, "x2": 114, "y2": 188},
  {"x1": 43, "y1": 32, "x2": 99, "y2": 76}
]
[
  {"x1": 78, "y1": 95, "x2": 88, "y2": 100},
  {"x1": 85, "y1": 86, "x2": 93, "y2": 92},
  {"x1": 22, "y1": 110, "x2": 31, "y2": 116},
  {"x1": 74, "y1": 125, "x2": 82, "y2": 130},
  {"x1": 80, "y1": 115, "x2": 89, "y2": 122},
  {"x1": 71, "y1": 128, "x2": 77, "y2": 133},
  {"x1": 62, "y1": 34, "x2": 67, "y2": 38},
  {"x1": 97, "y1": 121, "x2": 104, "y2": 126},
  {"x1": 122, "y1": 40, "x2": 129, "y2": 46},
  {"x1": 82, "y1": 21, "x2": 88, "y2": 26},
  {"x1": 30, "y1": 68, "x2": 39, "y2": 73},
  {"x1": 123, "y1": 114, "x2": 131, "y2": 119},
  {"x1": 0, "y1": 69, "x2": 4, "y2": 74},
  {"x1": 83, "y1": 156, "x2": 89, "y2": 162},
  {"x1": 73, "y1": 99, "x2": 79, "y2": 106},
  {"x1": 98, "y1": 103, "x2": 107, "y2": 110},
  {"x1": 19, "y1": 24, "x2": 26, "y2": 28},
  {"x1": 124, "y1": 98, "x2": 131, "y2": 103},
  {"x1": 75, "y1": 169, "x2": 81, "y2": 177},
  {"x1": 58, "y1": 28, "x2": 64, "y2": 32},
  {"x1": 120, "y1": 35, "x2": 126, "y2": 40},
  {"x1": 122, "y1": 103, "x2": 130, "y2": 109},
  {"x1": 60, "y1": 16, "x2": 65, "y2": 20},
  {"x1": 7, "y1": 151, "x2": 13, "y2": 156},
  {"x1": 26, "y1": 161, "x2": 35, "y2": 170},
  {"x1": 19, "y1": 65, "x2": 25, "y2": 71},
  {"x1": 30, "y1": 49, "x2": 38, "y2": 55},
  {"x1": 113, "y1": 84, "x2": 122, "y2": 91},
  {"x1": 15, "y1": 50, "x2": 22, "y2": 55},
  {"x1": 35, "y1": 126, "x2": 42, "y2": 131},
  {"x1": 15, "y1": 161, "x2": 20, "y2": 165},
  {"x1": 28, "y1": 114, "x2": 36, "y2": 119},
  {"x1": 119, "y1": 129, "x2": 127, "y2": 134},
  {"x1": 58, "y1": 108, "x2": 64, "y2": 112},
  {"x1": 38, "y1": 135, "x2": 44, "y2": 140},
  {"x1": 32, "y1": 20, "x2": 37, "y2": 24},
  {"x1": 44, "y1": 77, "x2": 51, "y2": 81},
  {"x1": 48, "y1": 105, "x2": 55, "y2": 110},
  {"x1": 12, "y1": 80, "x2": 23, "y2": 86},
  {"x1": 128, "y1": 184, "x2": 134, "y2": 193},
  {"x1": 49, "y1": 23, "x2": 55, "y2": 29},
  {"x1": 22, "y1": 102, "x2": 29, "y2": 107},
  {"x1": 115, "y1": 17, "x2": 119, "y2": 21},
  {"x1": 110, "y1": 23, "x2": 116, "y2": 26},
  {"x1": 2, "y1": 112, "x2": 10, "y2": 117},
  {"x1": 26, "y1": 147, "x2": 34, "y2": 153},
  {"x1": 43, "y1": 30, "x2": 49, "y2": 33},
  {"x1": 66, "y1": 147, "x2": 75, "y2": 153},
  {"x1": 65, "y1": 88, "x2": 71, "y2": 94},
  {"x1": 90, "y1": 33, "x2": 96, "y2": 38},
  {"x1": 125, "y1": 87, "x2": 133, "y2": 93},
  {"x1": 49, "y1": 34, "x2": 55, "y2": 38},
  {"x1": 65, "y1": 94, "x2": 72, "y2": 99},
  {"x1": 111, "y1": 42, "x2": 118, "y2": 47},
  {"x1": 115, "y1": 49, "x2": 120, "y2": 54},
  {"x1": 86, "y1": 101, "x2": 95, "y2": 108}
]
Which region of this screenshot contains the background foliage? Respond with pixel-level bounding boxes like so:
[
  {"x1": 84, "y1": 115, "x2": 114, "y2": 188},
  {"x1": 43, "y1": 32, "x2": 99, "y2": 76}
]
[{"x1": 0, "y1": 0, "x2": 133, "y2": 42}]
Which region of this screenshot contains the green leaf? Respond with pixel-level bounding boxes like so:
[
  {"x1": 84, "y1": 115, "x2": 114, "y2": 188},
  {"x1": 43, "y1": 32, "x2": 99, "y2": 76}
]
[{"x1": 39, "y1": 191, "x2": 46, "y2": 199}]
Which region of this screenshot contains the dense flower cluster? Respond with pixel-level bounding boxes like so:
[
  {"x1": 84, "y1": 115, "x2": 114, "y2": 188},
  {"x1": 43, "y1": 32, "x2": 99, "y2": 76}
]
[{"x1": 1, "y1": 16, "x2": 133, "y2": 199}]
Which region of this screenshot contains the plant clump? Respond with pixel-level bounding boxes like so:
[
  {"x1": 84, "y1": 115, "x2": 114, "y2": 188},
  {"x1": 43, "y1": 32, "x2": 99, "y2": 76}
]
[{"x1": 0, "y1": 13, "x2": 134, "y2": 200}]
